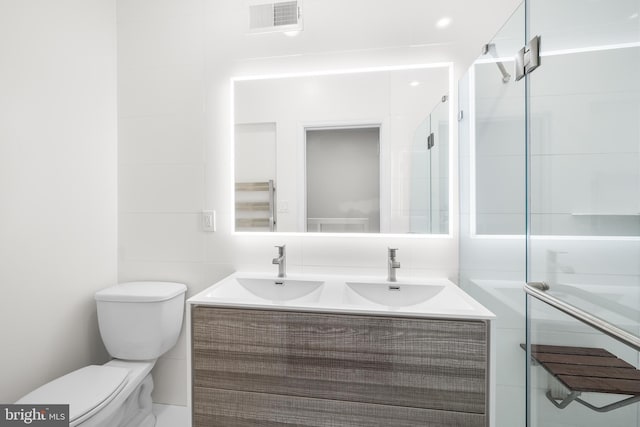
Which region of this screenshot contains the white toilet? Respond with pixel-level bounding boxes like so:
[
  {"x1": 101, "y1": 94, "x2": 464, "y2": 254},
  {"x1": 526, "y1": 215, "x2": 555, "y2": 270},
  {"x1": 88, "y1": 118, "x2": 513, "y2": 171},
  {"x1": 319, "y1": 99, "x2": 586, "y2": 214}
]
[{"x1": 17, "y1": 281, "x2": 187, "y2": 427}]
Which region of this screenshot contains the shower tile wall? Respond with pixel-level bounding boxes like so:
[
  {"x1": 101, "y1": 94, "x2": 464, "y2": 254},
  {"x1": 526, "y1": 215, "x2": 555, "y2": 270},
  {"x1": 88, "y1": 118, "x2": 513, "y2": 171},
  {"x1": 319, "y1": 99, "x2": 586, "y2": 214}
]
[{"x1": 529, "y1": 48, "x2": 640, "y2": 237}]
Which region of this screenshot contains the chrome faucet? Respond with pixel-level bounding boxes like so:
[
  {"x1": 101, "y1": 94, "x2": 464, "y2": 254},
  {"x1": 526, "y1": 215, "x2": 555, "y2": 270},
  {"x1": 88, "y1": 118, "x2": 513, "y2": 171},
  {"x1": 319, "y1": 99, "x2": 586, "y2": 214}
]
[
  {"x1": 387, "y1": 247, "x2": 400, "y2": 282},
  {"x1": 272, "y1": 245, "x2": 286, "y2": 278}
]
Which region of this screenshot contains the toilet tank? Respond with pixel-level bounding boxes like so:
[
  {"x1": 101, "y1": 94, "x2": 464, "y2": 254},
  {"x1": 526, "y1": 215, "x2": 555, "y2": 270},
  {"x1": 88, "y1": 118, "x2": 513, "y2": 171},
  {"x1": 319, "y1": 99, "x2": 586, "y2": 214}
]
[{"x1": 95, "y1": 282, "x2": 187, "y2": 360}]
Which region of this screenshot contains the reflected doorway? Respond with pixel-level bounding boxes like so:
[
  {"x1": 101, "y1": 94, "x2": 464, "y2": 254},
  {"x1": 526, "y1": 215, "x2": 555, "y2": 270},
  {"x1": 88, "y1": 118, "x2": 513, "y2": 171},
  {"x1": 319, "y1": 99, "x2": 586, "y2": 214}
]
[{"x1": 305, "y1": 127, "x2": 381, "y2": 232}]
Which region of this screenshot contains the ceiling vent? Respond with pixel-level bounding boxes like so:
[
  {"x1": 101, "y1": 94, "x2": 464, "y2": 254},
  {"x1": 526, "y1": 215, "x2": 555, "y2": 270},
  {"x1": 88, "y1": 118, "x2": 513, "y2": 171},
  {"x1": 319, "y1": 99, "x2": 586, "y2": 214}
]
[{"x1": 248, "y1": 0, "x2": 303, "y2": 34}]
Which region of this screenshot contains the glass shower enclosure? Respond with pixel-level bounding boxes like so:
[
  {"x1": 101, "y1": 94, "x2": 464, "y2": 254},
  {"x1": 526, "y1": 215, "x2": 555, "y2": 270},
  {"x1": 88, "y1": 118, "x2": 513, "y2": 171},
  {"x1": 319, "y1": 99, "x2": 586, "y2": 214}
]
[{"x1": 459, "y1": 0, "x2": 640, "y2": 425}]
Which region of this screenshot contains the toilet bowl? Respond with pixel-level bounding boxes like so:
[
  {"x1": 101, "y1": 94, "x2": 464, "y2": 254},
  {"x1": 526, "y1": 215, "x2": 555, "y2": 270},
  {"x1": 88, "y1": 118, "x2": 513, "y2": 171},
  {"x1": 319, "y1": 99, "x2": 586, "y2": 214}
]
[{"x1": 16, "y1": 281, "x2": 187, "y2": 427}]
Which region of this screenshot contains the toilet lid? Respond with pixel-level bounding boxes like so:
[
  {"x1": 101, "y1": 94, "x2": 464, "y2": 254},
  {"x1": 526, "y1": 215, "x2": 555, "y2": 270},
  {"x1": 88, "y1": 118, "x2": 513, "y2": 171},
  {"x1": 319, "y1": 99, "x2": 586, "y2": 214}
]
[
  {"x1": 95, "y1": 281, "x2": 187, "y2": 302},
  {"x1": 16, "y1": 365, "x2": 129, "y2": 424}
]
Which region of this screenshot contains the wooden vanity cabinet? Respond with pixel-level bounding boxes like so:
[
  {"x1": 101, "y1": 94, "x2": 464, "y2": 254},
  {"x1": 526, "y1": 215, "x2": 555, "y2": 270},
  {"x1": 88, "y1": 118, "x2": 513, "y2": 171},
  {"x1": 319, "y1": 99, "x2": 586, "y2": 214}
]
[{"x1": 191, "y1": 306, "x2": 489, "y2": 427}]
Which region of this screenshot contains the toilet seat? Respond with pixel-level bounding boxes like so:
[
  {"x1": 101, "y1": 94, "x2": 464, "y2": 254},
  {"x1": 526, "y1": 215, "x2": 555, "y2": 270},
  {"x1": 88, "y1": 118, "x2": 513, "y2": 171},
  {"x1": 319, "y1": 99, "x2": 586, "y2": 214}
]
[{"x1": 17, "y1": 365, "x2": 129, "y2": 426}]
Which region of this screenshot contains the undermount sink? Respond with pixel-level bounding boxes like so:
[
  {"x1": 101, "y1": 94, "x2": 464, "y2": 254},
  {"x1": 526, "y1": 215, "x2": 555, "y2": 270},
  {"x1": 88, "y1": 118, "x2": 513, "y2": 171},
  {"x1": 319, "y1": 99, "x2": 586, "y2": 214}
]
[
  {"x1": 345, "y1": 282, "x2": 445, "y2": 307},
  {"x1": 205, "y1": 275, "x2": 324, "y2": 303}
]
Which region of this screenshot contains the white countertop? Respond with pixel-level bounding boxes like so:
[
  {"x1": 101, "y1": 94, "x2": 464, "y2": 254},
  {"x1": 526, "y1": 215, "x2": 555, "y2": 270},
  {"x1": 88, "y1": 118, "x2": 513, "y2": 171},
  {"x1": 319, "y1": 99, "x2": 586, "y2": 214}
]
[{"x1": 188, "y1": 272, "x2": 495, "y2": 320}]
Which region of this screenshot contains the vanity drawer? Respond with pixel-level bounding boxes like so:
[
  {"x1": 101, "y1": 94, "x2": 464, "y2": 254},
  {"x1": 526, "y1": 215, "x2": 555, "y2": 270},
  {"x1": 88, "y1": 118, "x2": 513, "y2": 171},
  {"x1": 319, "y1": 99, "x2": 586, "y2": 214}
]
[
  {"x1": 193, "y1": 387, "x2": 486, "y2": 427},
  {"x1": 192, "y1": 307, "x2": 488, "y2": 414}
]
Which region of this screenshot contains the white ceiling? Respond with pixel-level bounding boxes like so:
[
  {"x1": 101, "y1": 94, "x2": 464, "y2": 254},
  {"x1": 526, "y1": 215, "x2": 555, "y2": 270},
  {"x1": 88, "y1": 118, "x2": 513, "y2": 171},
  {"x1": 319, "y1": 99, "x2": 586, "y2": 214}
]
[{"x1": 208, "y1": 0, "x2": 525, "y2": 75}]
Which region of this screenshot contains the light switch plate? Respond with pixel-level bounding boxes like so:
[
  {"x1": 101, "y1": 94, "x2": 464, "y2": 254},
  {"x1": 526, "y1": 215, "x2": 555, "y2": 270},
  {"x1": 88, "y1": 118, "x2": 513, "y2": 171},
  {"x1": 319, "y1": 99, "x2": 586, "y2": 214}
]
[{"x1": 202, "y1": 210, "x2": 216, "y2": 232}]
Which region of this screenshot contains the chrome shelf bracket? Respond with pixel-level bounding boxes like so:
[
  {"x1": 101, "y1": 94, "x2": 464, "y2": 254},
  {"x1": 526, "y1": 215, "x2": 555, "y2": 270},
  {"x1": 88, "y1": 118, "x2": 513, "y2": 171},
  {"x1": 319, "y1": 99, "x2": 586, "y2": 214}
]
[{"x1": 546, "y1": 390, "x2": 640, "y2": 413}]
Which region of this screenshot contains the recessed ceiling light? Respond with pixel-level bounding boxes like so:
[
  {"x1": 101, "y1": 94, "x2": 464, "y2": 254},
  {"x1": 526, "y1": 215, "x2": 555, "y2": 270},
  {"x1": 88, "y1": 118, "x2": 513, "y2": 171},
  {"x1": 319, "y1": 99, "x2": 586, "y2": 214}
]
[
  {"x1": 409, "y1": 81, "x2": 421, "y2": 87},
  {"x1": 436, "y1": 17, "x2": 452, "y2": 29},
  {"x1": 284, "y1": 30, "x2": 301, "y2": 37}
]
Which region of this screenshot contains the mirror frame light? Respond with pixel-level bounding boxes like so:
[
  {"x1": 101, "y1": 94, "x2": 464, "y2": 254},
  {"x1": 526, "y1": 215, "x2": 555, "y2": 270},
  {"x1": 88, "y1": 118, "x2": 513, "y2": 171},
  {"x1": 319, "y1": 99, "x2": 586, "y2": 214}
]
[{"x1": 231, "y1": 62, "x2": 456, "y2": 238}]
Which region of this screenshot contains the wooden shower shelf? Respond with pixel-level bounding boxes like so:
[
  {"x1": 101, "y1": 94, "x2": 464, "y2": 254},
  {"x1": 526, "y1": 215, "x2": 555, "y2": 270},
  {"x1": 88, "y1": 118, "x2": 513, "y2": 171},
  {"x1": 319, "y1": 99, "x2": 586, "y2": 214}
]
[{"x1": 521, "y1": 344, "x2": 640, "y2": 412}]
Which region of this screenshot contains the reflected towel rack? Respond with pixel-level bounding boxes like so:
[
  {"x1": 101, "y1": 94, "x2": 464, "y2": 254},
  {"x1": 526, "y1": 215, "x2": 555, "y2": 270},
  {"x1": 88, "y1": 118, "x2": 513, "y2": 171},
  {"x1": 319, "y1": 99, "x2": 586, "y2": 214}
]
[
  {"x1": 524, "y1": 282, "x2": 640, "y2": 412},
  {"x1": 235, "y1": 180, "x2": 276, "y2": 231}
]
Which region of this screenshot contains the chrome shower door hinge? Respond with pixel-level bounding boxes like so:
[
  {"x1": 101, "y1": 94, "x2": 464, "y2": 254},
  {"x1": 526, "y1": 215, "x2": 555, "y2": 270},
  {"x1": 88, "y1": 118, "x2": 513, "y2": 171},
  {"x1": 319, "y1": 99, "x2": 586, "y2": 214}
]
[
  {"x1": 515, "y1": 35, "x2": 541, "y2": 81},
  {"x1": 427, "y1": 132, "x2": 435, "y2": 150}
]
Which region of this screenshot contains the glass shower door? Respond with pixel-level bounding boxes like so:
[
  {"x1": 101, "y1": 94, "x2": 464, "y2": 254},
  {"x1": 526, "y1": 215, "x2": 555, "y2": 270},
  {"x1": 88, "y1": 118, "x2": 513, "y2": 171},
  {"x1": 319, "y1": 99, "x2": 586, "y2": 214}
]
[
  {"x1": 458, "y1": 3, "x2": 527, "y2": 426},
  {"x1": 526, "y1": 0, "x2": 640, "y2": 425}
]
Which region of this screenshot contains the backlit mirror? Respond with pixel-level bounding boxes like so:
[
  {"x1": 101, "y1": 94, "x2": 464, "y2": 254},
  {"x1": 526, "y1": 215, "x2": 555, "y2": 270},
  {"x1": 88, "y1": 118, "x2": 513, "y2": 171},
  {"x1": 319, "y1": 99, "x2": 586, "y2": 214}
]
[{"x1": 233, "y1": 64, "x2": 451, "y2": 234}]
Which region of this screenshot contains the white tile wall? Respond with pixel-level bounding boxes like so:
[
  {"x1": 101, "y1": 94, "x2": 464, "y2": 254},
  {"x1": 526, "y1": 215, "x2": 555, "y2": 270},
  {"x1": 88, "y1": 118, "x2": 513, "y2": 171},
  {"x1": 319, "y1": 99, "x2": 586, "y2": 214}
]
[
  {"x1": 117, "y1": 16, "x2": 205, "y2": 68},
  {"x1": 118, "y1": 65, "x2": 205, "y2": 118},
  {"x1": 117, "y1": 0, "x2": 206, "y2": 21},
  {"x1": 120, "y1": 165, "x2": 205, "y2": 213},
  {"x1": 474, "y1": 47, "x2": 640, "y2": 236},
  {"x1": 118, "y1": 115, "x2": 205, "y2": 165},
  {"x1": 119, "y1": 214, "x2": 205, "y2": 263}
]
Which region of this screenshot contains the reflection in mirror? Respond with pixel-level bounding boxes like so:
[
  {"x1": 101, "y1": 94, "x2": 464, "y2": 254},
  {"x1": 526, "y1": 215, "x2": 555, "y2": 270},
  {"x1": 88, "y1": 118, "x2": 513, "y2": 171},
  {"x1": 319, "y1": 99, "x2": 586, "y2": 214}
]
[
  {"x1": 233, "y1": 65, "x2": 451, "y2": 234},
  {"x1": 410, "y1": 96, "x2": 449, "y2": 234},
  {"x1": 306, "y1": 127, "x2": 381, "y2": 233}
]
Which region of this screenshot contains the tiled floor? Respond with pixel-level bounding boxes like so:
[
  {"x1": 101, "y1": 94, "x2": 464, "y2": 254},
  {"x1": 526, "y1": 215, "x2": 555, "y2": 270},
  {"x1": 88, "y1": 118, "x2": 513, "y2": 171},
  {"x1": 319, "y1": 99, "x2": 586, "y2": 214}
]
[{"x1": 154, "y1": 403, "x2": 189, "y2": 427}]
